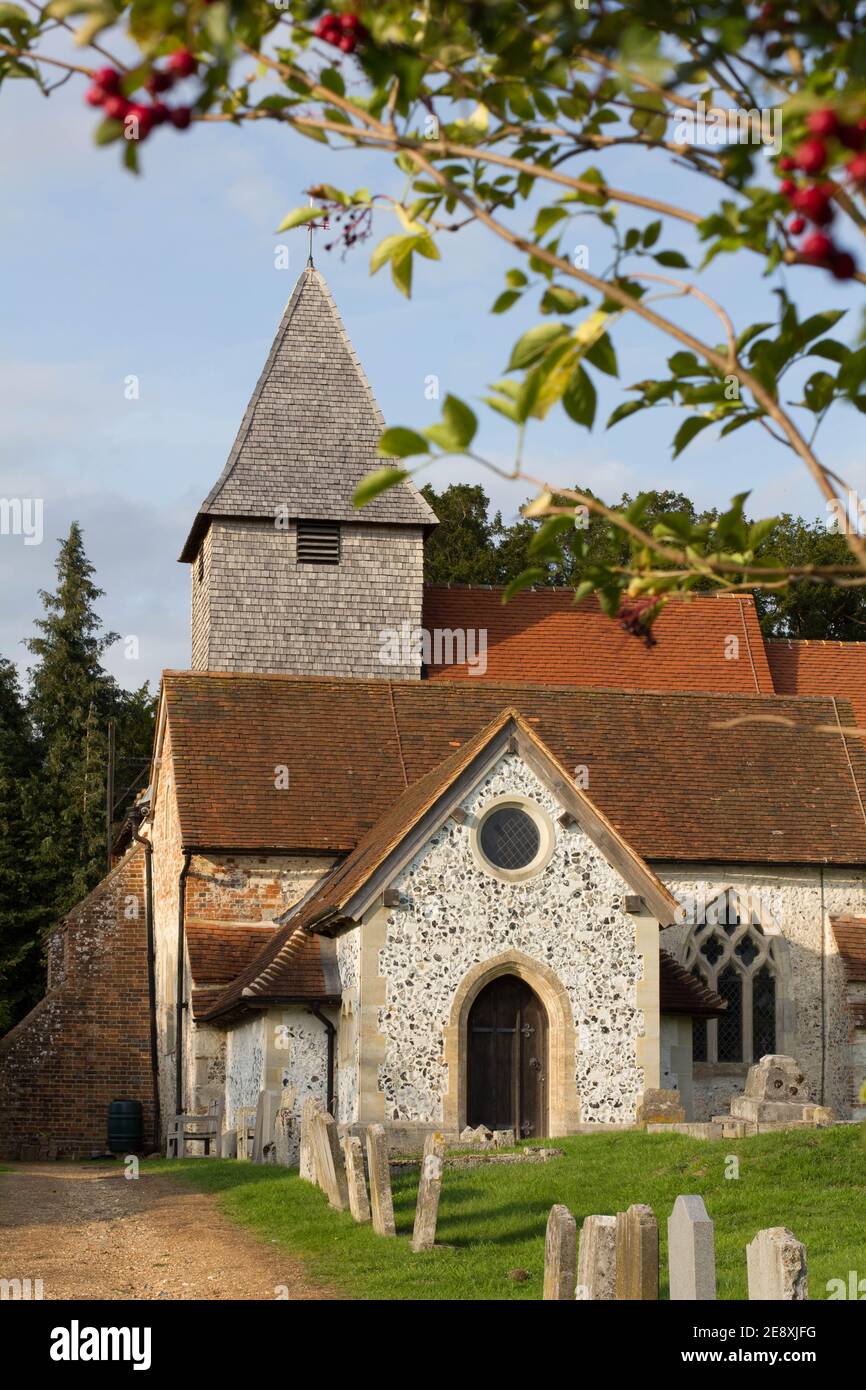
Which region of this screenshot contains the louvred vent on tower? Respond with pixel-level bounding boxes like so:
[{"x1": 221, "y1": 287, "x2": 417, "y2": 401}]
[{"x1": 297, "y1": 519, "x2": 340, "y2": 564}]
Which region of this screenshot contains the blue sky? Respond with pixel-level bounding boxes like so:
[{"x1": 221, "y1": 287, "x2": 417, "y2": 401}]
[{"x1": 2, "y1": 38, "x2": 864, "y2": 692}]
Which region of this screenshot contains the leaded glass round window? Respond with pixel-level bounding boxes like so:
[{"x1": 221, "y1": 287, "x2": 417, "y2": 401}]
[{"x1": 479, "y1": 805, "x2": 541, "y2": 871}]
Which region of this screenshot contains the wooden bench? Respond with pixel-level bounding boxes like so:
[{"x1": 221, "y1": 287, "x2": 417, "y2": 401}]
[{"x1": 165, "y1": 1101, "x2": 224, "y2": 1158}]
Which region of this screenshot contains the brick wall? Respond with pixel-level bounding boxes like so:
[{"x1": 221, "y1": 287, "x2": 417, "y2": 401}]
[
  {"x1": 0, "y1": 845, "x2": 156, "y2": 1159},
  {"x1": 191, "y1": 516, "x2": 425, "y2": 677}
]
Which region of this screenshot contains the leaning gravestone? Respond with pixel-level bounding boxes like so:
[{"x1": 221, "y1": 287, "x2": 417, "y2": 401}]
[
  {"x1": 273, "y1": 1107, "x2": 293, "y2": 1167},
  {"x1": 252, "y1": 1089, "x2": 279, "y2": 1164},
  {"x1": 746, "y1": 1227, "x2": 808, "y2": 1300},
  {"x1": 615, "y1": 1204, "x2": 659, "y2": 1300},
  {"x1": 236, "y1": 1106, "x2": 256, "y2": 1160},
  {"x1": 366, "y1": 1124, "x2": 396, "y2": 1237},
  {"x1": 343, "y1": 1135, "x2": 372, "y2": 1223},
  {"x1": 543, "y1": 1204, "x2": 577, "y2": 1300},
  {"x1": 314, "y1": 1112, "x2": 349, "y2": 1210},
  {"x1": 299, "y1": 1097, "x2": 319, "y2": 1184},
  {"x1": 576, "y1": 1214, "x2": 617, "y2": 1300},
  {"x1": 411, "y1": 1139, "x2": 445, "y2": 1252},
  {"x1": 668, "y1": 1195, "x2": 716, "y2": 1301}
]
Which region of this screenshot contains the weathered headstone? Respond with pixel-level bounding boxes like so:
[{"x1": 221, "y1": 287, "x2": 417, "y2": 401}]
[
  {"x1": 219, "y1": 1129, "x2": 237, "y2": 1159},
  {"x1": 411, "y1": 1138, "x2": 445, "y2": 1252},
  {"x1": 746, "y1": 1227, "x2": 808, "y2": 1300},
  {"x1": 615, "y1": 1204, "x2": 659, "y2": 1300},
  {"x1": 299, "y1": 1097, "x2": 319, "y2": 1184},
  {"x1": 274, "y1": 1107, "x2": 294, "y2": 1167},
  {"x1": 636, "y1": 1088, "x2": 686, "y2": 1126},
  {"x1": 252, "y1": 1089, "x2": 278, "y2": 1164},
  {"x1": 313, "y1": 1112, "x2": 349, "y2": 1210},
  {"x1": 236, "y1": 1106, "x2": 256, "y2": 1160},
  {"x1": 343, "y1": 1135, "x2": 372, "y2": 1223},
  {"x1": 576, "y1": 1214, "x2": 617, "y2": 1300},
  {"x1": 668, "y1": 1195, "x2": 716, "y2": 1300},
  {"x1": 543, "y1": 1204, "x2": 577, "y2": 1300},
  {"x1": 730, "y1": 1055, "x2": 813, "y2": 1124},
  {"x1": 366, "y1": 1123, "x2": 396, "y2": 1237}
]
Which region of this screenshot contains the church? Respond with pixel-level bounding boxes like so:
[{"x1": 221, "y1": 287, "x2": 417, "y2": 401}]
[{"x1": 2, "y1": 265, "x2": 866, "y2": 1161}]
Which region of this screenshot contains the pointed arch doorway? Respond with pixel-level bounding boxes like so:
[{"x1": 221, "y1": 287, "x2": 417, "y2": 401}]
[{"x1": 467, "y1": 974, "x2": 548, "y2": 1138}]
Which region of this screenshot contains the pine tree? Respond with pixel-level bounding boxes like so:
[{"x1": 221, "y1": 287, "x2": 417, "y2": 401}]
[
  {"x1": 0, "y1": 660, "x2": 42, "y2": 1032},
  {"x1": 24, "y1": 523, "x2": 119, "y2": 916}
]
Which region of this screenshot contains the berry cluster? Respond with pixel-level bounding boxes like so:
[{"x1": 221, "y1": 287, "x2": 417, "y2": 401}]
[
  {"x1": 777, "y1": 109, "x2": 863, "y2": 280},
  {"x1": 84, "y1": 51, "x2": 197, "y2": 141},
  {"x1": 617, "y1": 595, "x2": 661, "y2": 647},
  {"x1": 314, "y1": 11, "x2": 366, "y2": 53}
]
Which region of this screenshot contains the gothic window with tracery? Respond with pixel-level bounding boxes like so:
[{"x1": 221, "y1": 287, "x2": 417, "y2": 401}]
[{"x1": 683, "y1": 889, "x2": 780, "y2": 1065}]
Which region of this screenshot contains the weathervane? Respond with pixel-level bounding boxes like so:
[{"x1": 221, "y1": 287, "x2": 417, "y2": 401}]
[{"x1": 307, "y1": 195, "x2": 329, "y2": 267}]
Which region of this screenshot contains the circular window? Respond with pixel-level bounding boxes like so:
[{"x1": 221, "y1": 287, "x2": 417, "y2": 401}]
[
  {"x1": 472, "y1": 797, "x2": 555, "y2": 882},
  {"x1": 479, "y1": 806, "x2": 540, "y2": 870}
]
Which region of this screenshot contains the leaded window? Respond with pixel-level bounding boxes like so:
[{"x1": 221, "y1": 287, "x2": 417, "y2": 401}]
[{"x1": 683, "y1": 888, "x2": 780, "y2": 1066}]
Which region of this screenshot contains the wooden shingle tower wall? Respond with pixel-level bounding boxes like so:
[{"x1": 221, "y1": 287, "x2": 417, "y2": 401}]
[{"x1": 180, "y1": 267, "x2": 436, "y2": 677}]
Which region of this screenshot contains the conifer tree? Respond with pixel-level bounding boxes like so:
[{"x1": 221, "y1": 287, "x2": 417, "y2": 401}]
[{"x1": 0, "y1": 660, "x2": 41, "y2": 1032}]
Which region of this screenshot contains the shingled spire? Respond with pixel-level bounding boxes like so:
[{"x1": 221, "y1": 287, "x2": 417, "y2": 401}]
[
  {"x1": 181, "y1": 268, "x2": 434, "y2": 679},
  {"x1": 180, "y1": 267, "x2": 435, "y2": 562}
]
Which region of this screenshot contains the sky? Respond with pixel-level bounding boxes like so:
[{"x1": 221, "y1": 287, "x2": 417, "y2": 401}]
[{"x1": 2, "y1": 32, "x2": 865, "y2": 694}]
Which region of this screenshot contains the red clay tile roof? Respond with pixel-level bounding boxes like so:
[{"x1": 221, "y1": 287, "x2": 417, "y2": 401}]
[
  {"x1": 831, "y1": 916, "x2": 866, "y2": 981},
  {"x1": 766, "y1": 640, "x2": 866, "y2": 730},
  {"x1": 659, "y1": 950, "x2": 726, "y2": 1016},
  {"x1": 186, "y1": 922, "x2": 275, "y2": 984},
  {"x1": 422, "y1": 589, "x2": 775, "y2": 692},
  {"x1": 160, "y1": 673, "x2": 866, "y2": 864},
  {"x1": 193, "y1": 918, "x2": 340, "y2": 1021}
]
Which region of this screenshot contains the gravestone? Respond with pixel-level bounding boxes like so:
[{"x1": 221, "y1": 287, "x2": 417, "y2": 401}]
[
  {"x1": 668, "y1": 1195, "x2": 716, "y2": 1300},
  {"x1": 366, "y1": 1124, "x2": 396, "y2": 1237},
  {"x1": 236, "y1": 1106, "x2": 256, "y2": 1160},
  {"x1": 576, "y1": 1214, "x2": 617, "y2": 1300},
  {"x1": 411, "y1": 1139, "x2": 445, "y2": 1252},
  {"x1": 274, "y1": 1108, "x2": 293, "y2": 1167},
  {"x1": 543, "y1": 1204, "x2": 577, "y2": 1300},
  {"x1": 219, "y1": 1129, "x2": 237, "y2": 1159},
  {"x1": 299, "y1": 1097, "x2": 319, "y2": 1184},
  {"x1": 636, "y1": 1088, "x2": 686, "y2": 1126},
  {"x1": 730, "y1": 1055, "x2": 815, "y2": 1124},
  {"x1": 251, "y1": 1089, "x2": 279, "y2": 1164},
  {"x1": 314, "y1": 1112, "x2": 349, "y2": 1210},
  {"x1": 746, "y1": 1227, "x2": 808, "y2": 1300},
  {"x1": 343, "y1": 1135, "x2": 371, "y2": 1223},
  {"x1": 615, "y1": 1204, "x2": 659, "y2": 1300}
]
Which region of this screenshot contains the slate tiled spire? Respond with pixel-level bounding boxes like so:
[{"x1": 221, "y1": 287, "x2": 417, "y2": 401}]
[{"x1": 180, "y1": 266, "x2": 436, "y2": 561}]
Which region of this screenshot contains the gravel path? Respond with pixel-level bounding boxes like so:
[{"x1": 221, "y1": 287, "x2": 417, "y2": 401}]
[{"x1": 0, "y1": 1163, "x2": 337, "y2": 1301}]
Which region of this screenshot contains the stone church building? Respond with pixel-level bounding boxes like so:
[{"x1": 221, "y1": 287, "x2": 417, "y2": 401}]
[{"x1": 2, "y1": 266, "x2": 866, "y2": 1160}]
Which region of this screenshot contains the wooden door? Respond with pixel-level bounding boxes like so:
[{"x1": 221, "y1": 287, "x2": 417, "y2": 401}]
[{"x1": 467, "y1": 975, "x2": 548, "y2": 1137}]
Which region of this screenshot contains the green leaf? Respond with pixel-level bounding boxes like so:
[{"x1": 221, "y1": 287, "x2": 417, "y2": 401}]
[
  {"x1": 562, "y1": 365, "x2": 597, "y2": 428},
  {"x1": 391, "y1": 250, "x2": 413, "y2": 298},
  {"x1": 492, "y1": 290, "x2": 521, "y2": 314},
  {"x1": 529, "y1": 514, "x2": 578, "y2": 556},
  {"x1": 654, "y1": 250, "x2": 690, "y2": 268},
  {"x1": 584, "y1": 333, "x2": 618, "y2": 378},
  {"x1": 441, "y1": 395, "x2": 478, "y2": 449},
  {"x1": 607, "y1": 399, "x2": 646, "y2": 428},
  {"x1": 808, "y1": 339, "x2": 849, "y2": 364},
  {"x1": 534, "y1": 206, "x2": 568, "y2": 238},
  {"x1": 642, "y1": 220, "x2": 662, "y2": 248},
  {"x1": 377, "y1": 428, "x2": 429, "y2": 458},
  {"x1": 505, "y1": 268, "x2": 528, "y2": 288},
  {"x1": 276, "y1": 206, "x2": 324, "y2": 233},
  {"x1": 672, "y1": 415, "x2": 712, "y2": 457},
  {"x1": 353, "y1": 467, "x2": 409, "y2": 508},
  {"x1": 507, "y1": 321, "x2": 570, "y2": 371},
  {"x1": 502, "y1": 567, "x2": 547, "y2": 602},
  {"x1": 541, "y1": 286, "x2": 587, "y2": 315},
  {"x1": 370, "y1": 234, "x2": 409, "y2": 275}
]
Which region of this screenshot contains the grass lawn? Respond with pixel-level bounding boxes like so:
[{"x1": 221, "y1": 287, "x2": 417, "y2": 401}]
[{"x1": 150, "y1": 1125, "x2": 866, "y2": 1301}]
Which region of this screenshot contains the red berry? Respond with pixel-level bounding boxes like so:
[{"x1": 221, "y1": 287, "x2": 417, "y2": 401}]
[
  {"x1": 838, "y1": 124, "x2": 865, "y2": 151},
  {"x1": 126, "y1": 103, "x2": 154, "y2": 140},
  {"x1": 792, "y1": 185, "x2": 834, "y2": 225},
  {"x1": 796, "y1": 137, "x2": 827, "y2": 175},
  {"x1": 788, "y1": 216, "x2": 805, "y2": 235},
  {"x1": 149, "y1": 101, "x2": 170, "y2": 126},
  {"x1": 847, "y1": 154, "x2": 866, "y2": 185},
  {"x1": 831, "y1": 250, "x2": 857, "y2": 280},
  {"x1": 779, "y1": 155, "x2": 796, "y2": 171},
  {"x1": 166, "y1": 48, "x2": 197, "y2": 79},
  {"x1": 169, "y1": 105, "x2": 192, "y2": 130},
  {"x1": 779, "y1": 178, "x2": 796, "y2": 197},
  {"x1": 807, "y1": 108, "x2": 839, "y2": 138},
  {"x1": 800, "y1": 232, "x2": 834, "y2": 263},
  {"x1": 93, "y1": 66, "x2": 121, "y2": 94},
  {"x1": 146, "y1": 68, "x2": 173, "y2": 95},
  {"x1": 85, "y1": 83, "x2": 107, "y2": 107},
  {"x1": 103, "y1": 94, "x2": 131, "y2": 121},
  {"x1": 338, "y1": 34, "x2": 354, "y2": 51}
]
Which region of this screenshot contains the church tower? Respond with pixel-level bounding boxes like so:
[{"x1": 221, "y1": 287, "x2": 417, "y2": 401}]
[{"x1": 179, "y1": 266, "x2": 436, "y2": 678}]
